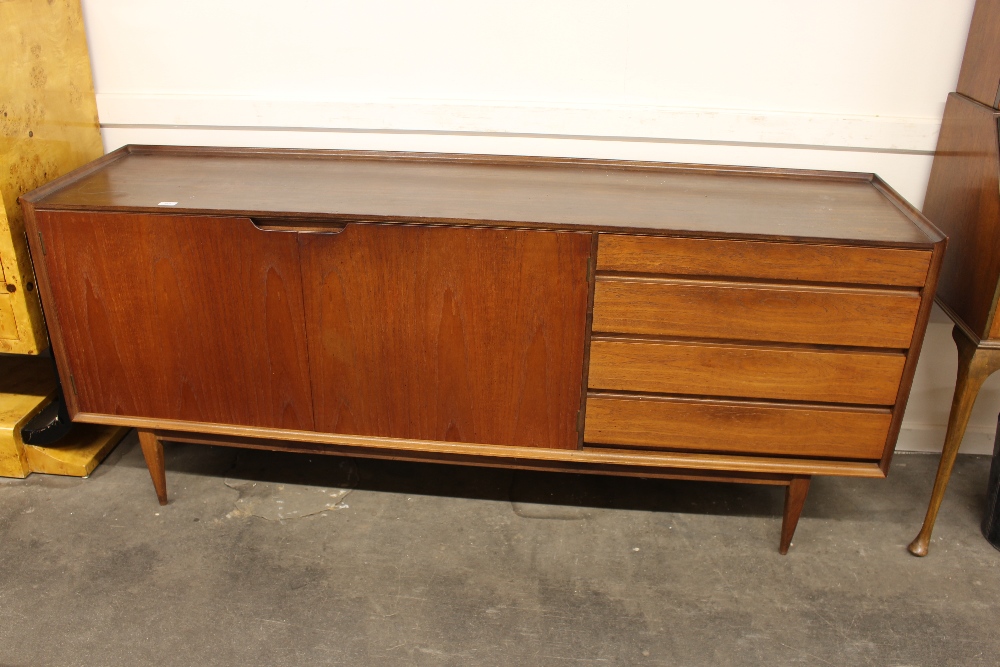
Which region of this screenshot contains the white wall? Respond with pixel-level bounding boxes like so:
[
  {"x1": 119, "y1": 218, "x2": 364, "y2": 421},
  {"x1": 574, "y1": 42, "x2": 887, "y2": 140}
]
[{"x1": 79, "y1": 0, "x2": 995, "y2": 453}]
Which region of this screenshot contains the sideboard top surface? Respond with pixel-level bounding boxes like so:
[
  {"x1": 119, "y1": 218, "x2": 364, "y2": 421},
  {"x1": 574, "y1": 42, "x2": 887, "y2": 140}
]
[{"x1": 26, "y1": 145, "x2": 938, "y2": 246}]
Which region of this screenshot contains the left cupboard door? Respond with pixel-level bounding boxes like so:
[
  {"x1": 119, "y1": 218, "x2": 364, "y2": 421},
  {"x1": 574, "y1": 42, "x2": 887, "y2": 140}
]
[{"x1": 31, "y1": 211, "x2": 315, "y2": 430}]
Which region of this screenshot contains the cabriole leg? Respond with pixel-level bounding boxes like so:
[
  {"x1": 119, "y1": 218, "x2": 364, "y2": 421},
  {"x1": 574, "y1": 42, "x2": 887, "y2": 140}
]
[
  {"x1": 909, "y1": 326, "x2": 1000, "y2": 556},
  {"x1": 137, "y1": 429, "x2": 168, "y2": 506},
  {"x1": 779, "y1": 475, "x2": 811, "y2": 555}
]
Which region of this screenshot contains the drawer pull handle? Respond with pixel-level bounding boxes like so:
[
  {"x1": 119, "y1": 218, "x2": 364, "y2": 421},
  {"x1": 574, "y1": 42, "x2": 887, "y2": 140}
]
[{"x1": 250, "y1": 217, "x2": 348, "y2": 234}]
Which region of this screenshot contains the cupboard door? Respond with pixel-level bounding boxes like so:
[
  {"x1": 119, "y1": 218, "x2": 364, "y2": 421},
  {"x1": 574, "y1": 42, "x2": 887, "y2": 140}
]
[
  {"x1": 300, "y1": 223, "x2": 591, "y2": 449},
  {"x1": 34, "y1": 211, "x2": 314, "y2": 430}
]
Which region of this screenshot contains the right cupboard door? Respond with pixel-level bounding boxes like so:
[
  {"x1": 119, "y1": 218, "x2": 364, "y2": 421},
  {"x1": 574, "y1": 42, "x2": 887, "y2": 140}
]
[{"x1": 299, "y1": 223, "x2": 592, "y2": 450}]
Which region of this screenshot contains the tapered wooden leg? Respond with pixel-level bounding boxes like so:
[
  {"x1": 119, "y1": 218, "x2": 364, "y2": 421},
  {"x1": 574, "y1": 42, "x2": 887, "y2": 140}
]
[
  {"x1": 137, "y1": 429, "x2": 168, "y2": 506},
  {"x1": 909, "y1": 326, "x2": 1000, "y2": 556},
  {"x1": 779, "y1": 475, "x2": 811, "y2": 555}
]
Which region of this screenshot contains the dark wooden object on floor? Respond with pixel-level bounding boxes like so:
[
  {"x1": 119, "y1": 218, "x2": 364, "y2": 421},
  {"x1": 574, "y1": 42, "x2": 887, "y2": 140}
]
[{"x1": 20, "y1": 146, "x2": 945, "y2": 553}]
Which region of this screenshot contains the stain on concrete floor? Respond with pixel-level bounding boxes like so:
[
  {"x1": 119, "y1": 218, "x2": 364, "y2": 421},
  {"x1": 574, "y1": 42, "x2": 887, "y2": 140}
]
[{"x1": 224, "y1": 454, "x2": 356, "y2": 521}]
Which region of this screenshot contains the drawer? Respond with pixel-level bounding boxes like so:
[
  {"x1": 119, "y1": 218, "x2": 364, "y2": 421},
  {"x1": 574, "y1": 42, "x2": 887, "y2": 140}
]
[
  {"x1": 597, "y1": 234, "x2": 932, "y2": 287},
  {"x1": 584, "y1": 394, "x2": 891, "y2": 460},
  {"x1": 588, "y1": 338, "x2": 905, "y2": 405},
  {"x1": 592, "y1": 278, "x2": 921, "y2": 348}
]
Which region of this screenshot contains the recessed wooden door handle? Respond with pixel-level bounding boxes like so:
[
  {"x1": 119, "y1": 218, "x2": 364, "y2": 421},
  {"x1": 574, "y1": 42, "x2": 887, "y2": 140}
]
[{"x1": 249, "y1": 217, "x2": 348, "y2": 234}]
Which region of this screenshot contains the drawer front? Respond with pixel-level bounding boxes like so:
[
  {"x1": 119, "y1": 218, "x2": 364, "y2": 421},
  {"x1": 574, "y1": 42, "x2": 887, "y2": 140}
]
[
  {"x1": 584, "y1": 395, "x2": 891, "y2": 460},
  {"x1": 588, "y1": 338, "x2": 905, "y2": 405},
  {"x1": 597, "y1": 234, "x2": 932, "y2": 287},
  {"x1": 592, "y1": 278, "x2": 920, "y2": 348}
]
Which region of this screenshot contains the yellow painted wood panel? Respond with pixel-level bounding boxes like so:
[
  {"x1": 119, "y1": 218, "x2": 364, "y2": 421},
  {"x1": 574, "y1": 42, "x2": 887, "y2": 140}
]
[
  {"x1": 0, "y1": 293, "x2": 18, "y2": 340},
  {"x1": 0, "y1": 355, "x2": 57, "y2": 477},
  {"x1": 24, "y1": 425, "x2": 129, "y2": 477},
  {"x1": 1, "y1": 355, "x2": 127, "y2": 478},
  {"x1": 0, "y1": 0, "x2": 104, "y2": 354}
]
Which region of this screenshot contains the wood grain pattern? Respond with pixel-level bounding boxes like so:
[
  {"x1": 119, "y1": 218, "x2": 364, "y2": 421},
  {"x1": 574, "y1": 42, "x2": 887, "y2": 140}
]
[
  {"x1": 584, "y1": 394, "x2": 891, "y2": 460},
  {"x1": 922, "y1": 94, "x2": 1000, "y2": 339},
  {"x1": 588, "y1": 337, "x2": 905, "y2": 405},
  {"x1": 957, "y1": 0, "x2": 1000, "y2": 108},
  {"x1": 592, "y1": 278, "x2": 921, "y2": 348},
  {"x1": 32, "y1": 211, "x2": 314, "y2": 430},
  {"x1": 596, "y1": 234, "x2": 931, "y2": 286},
  {"x1": 27, "y1": 147, "x2": 934, "y2": 245},
  {"x1": 300, "y1": 223, "x2": 590, "y2": 449},
  {"x1": 0, "y1": 293, "x2": 17, "y2": 340}
]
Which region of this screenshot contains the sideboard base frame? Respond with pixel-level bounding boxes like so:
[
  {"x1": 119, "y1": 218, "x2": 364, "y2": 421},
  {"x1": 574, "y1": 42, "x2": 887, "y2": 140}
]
[{"x1": 138, "y1": 427, "x2": 816, "y2": 554}]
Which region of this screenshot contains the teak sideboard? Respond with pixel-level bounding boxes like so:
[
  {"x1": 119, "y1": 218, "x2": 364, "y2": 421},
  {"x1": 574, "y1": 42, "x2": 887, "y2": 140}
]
[{"x1": 20, "y1": 146, "x2": 945, "y2": 553}]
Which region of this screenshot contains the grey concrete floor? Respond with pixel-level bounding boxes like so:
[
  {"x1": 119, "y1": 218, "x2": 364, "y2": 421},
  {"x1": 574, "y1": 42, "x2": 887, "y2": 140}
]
[{"x1": 1, "y1": 432, "x2": 998, "y2": 667}]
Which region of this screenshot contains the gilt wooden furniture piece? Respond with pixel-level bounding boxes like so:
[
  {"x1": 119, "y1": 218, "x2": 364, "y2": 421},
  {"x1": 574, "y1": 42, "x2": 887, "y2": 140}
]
[
  {"x1": 20, "y1": 145, "x2": 945, "y2": 553},
  {"x1": 908, "y1": 0, "x2": 1000, "y2": 556},
  {"x1": 0, "y1": 0, "x2": 129, "y2": 478},
  {"x1": 1, "y1": 0, "x2": 103, "y2": 355}
]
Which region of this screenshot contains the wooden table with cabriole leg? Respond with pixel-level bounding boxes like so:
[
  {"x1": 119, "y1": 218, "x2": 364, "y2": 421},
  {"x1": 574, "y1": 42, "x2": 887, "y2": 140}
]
[
  {"x1": 908, "y1": 0, "x2": 1000, "y2": 557},
  {"x1": 909, "y1": 324, "x2": 1000, "y2": 556},
  {"x1": 908, "y1": 89, "x2": 1000, "y2": 556}
]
